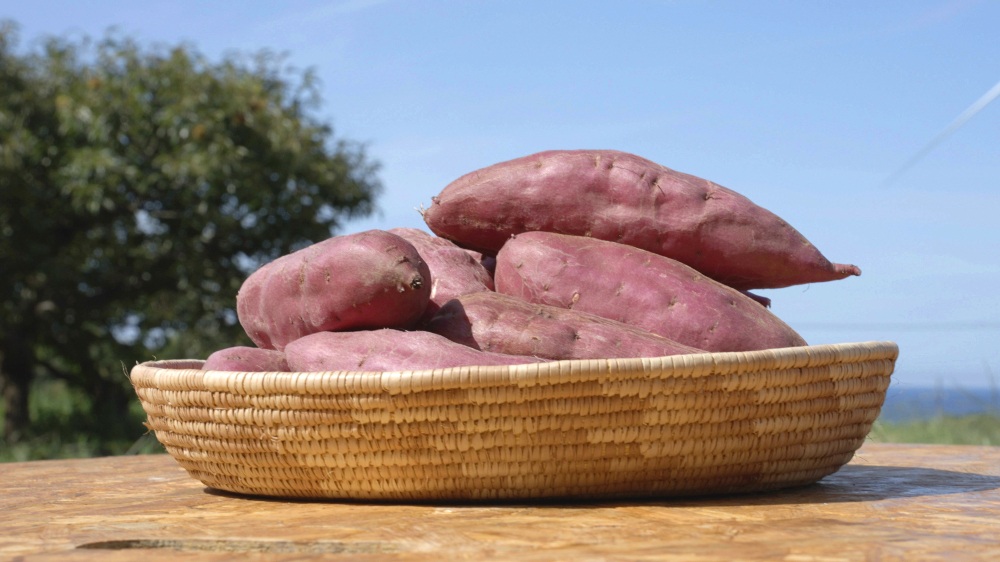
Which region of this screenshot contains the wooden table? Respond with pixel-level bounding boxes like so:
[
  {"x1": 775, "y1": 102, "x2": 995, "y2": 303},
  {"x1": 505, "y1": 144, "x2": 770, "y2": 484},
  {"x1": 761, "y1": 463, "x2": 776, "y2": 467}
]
[{"x1": 3, "y1": 443, "x2": 999, "y2": 560}]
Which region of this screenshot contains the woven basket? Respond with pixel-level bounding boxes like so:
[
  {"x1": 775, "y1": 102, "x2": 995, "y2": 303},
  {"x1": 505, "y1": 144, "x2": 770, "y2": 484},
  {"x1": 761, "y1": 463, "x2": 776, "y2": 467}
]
[{"x1": 130, "y1": 340, "x2": 897, "y2": 501}]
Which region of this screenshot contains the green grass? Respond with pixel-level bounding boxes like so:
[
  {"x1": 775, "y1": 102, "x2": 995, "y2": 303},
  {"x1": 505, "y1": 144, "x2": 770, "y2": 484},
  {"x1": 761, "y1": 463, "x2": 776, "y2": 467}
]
[
  {"x1": 868, "y1": 413, "x2": 1000, "y2": 446},
  {"x1": 0, "y1": 376, "x2": 164, "y2": 463}
]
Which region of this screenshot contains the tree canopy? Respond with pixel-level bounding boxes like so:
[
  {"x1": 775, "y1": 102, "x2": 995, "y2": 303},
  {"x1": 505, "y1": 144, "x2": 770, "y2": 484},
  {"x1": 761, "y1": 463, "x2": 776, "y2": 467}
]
[{"x1": 0, "y1": 21, "x2": 382, "y2": 453}]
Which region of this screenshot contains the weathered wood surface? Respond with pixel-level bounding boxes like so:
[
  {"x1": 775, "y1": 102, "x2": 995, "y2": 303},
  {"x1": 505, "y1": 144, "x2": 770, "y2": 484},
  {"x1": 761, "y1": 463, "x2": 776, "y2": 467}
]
[{"x1": 2, "y1": 443, "x2": 999, "y2": 560}]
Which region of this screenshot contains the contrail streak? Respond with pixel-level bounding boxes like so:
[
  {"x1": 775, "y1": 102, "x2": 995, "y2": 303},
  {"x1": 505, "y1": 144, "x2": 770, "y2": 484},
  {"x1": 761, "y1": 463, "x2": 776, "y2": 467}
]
[{"x1": 882, "y1": 78, "x2": 1000, "y2": 186}]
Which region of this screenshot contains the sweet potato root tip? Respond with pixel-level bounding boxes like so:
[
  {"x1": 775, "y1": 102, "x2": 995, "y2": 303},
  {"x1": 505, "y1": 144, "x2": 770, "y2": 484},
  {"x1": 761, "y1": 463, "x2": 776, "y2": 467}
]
[
  {"x1": 386, "y1": 227, "x2": 495, "y2": 323},
  {"x1": 741, "y1": 291, "x2": 771, "y2": 308},
  {"x1": 835, "y1": 263, "x2": 862, "y2": 276}
]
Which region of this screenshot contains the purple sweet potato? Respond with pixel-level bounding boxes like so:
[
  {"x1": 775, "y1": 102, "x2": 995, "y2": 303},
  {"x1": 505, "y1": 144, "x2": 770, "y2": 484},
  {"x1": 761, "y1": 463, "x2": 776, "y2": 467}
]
[
  {"x1": 387, "y1": 227, "x2": 494, "y2": 321},
  {"x1": 237, "y1": 230, "x2": 431, "y2": 351},
  {"x1": 284, "y1": 329, "x2": 542, "y2": 372},
  {"x1": 426, "y1": 291, "x2": 702, "y2": 360},
  {"x1": 494, "y1": 231, "x2": 807, "y2": 352},
  {"x1": 203, "y1": 346, "x2": 289, "y2": 372},
  {"x1": 422, "y1": 149, "x2": 859, "y2": 290}
]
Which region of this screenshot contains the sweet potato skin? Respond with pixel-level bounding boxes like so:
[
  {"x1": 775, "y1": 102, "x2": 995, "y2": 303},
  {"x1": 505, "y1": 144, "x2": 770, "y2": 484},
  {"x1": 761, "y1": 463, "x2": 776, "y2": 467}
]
[
  {"x1": 284, "y1": 329, "x2": 542, "y2": 371},
  {"x1": 426, "y1": 292, "x2": 702, "y2": 360},
  {"x1": 236, "y1": 230, "x2": 431, "y2": 351},
  {"x1": 202, "y1": 346, "x2": 289, "y2": 372},
  {"x1": 387, "y1": 227, "x2": 494, "y2": 322},
  {"x1": 494, "y1": 231, "x2": 808, "y2": 352},
  {"x1": 422, "y1": 149, "x2": 859, "y2": 290}
]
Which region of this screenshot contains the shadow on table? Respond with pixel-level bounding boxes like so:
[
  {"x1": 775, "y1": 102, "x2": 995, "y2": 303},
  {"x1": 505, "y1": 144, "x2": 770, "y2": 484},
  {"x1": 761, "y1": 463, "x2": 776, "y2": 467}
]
[
  {"x1": 661, "y1": 464, "x2": 1000, "y2": 508},
  {"x1": 203, "y1": 464, "x2": 1000, "y2": 508}
]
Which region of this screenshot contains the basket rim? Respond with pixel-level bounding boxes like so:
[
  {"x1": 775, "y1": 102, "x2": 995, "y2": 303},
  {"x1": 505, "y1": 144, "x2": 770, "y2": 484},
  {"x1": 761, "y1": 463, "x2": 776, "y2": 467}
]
[{"x1": 130, "y1": 340, "x2": 898, "y2": 395}]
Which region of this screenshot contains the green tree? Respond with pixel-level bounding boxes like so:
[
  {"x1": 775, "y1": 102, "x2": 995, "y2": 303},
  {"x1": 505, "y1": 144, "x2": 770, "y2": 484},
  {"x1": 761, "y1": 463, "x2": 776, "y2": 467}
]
[{"x1": 0, "y1": 22, "x2": 381, "y2": 454}]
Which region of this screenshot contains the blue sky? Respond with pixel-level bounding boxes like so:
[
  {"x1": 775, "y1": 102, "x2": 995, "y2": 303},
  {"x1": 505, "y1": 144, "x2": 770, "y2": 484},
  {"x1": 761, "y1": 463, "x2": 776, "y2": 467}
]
[{"x1": 6, "y1": 1, "x2": 999, "y2": 388}]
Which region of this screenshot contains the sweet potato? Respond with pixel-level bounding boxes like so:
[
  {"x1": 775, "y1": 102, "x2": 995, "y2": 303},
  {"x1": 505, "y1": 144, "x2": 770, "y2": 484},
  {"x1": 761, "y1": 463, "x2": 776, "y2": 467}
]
[
  {"x1": 237, "y1": 230, "x2": 431, "y2": 351},
  {"x1": 284, "y1": 329, "x2": 542, "y2": 371},
  {"x1": 494, "y1": 231, "x2": 807, "y2": 352},
  {"x1": 387, "y1": 227, "x2": 494, "y2": 322},
  {"x1": 202, "y1": 346, "x2": 289, "y2": 372},
  {"x1": 422, "y1": 149, "x2": 859, "y2": 290},
  {"x1": 426, "y1": 292, "x2": 702, "y2": 360}
]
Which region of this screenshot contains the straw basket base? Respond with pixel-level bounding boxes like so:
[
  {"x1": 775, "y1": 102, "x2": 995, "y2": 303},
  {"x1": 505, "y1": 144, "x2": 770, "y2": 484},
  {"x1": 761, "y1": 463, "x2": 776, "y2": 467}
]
[{"x1": 130, "y1": 341, "x2": 897, "y2": 502}]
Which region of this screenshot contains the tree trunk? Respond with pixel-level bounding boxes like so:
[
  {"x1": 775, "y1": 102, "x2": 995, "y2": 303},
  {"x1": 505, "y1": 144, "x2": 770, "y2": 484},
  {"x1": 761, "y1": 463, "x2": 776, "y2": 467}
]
[{"x1": 0, "y1": 340, "x2": 34, "y2": 443}]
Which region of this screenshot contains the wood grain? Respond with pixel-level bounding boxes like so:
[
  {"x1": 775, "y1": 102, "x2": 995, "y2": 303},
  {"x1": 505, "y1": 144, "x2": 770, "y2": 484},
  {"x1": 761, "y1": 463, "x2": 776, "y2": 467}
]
[{"x1": 2, "y1": 443, "x2": 999, "y2": 560}]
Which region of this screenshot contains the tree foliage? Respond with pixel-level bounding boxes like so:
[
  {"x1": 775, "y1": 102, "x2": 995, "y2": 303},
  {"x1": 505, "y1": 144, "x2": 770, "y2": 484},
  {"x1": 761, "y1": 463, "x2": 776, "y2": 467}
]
[{"x1": 0, "y1": 22, "x2": 381, "y2": 452}]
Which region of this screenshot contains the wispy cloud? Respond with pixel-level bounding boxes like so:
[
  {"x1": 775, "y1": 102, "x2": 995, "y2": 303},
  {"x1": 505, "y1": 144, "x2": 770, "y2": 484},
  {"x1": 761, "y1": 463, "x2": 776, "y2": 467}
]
[{"x1": 883, "y1": 78, "x2": 1000, "y2": 185}]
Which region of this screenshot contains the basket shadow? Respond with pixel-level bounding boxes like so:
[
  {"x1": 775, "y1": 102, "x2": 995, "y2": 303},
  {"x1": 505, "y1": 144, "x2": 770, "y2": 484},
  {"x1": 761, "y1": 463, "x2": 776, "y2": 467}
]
[
  {"x1": 655, "y1": 464, "x2": 1000, "y2": 508},
  {"x1": 201, "y1": 464, "x2": 1000, "y2": 508}
]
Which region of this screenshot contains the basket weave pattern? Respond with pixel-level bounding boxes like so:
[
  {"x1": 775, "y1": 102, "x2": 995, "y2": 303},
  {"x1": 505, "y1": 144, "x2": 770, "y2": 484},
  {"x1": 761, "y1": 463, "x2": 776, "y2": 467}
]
[{"x1": 130, "y1": 341, "x2": 897, "y2": 501}]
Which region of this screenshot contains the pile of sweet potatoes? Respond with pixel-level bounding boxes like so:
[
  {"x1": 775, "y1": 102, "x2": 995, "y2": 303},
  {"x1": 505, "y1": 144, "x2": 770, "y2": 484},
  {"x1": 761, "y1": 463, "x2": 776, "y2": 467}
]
[{"x1": 203, "y1": 149, "x2": 860, "y2": 372}]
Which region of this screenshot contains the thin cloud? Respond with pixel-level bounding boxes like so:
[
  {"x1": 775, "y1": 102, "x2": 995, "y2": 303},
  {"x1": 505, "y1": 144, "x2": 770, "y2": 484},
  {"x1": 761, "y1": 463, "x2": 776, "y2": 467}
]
[{"x1": 883, "y1": 78, "x2": 1000, "y2": 186}]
